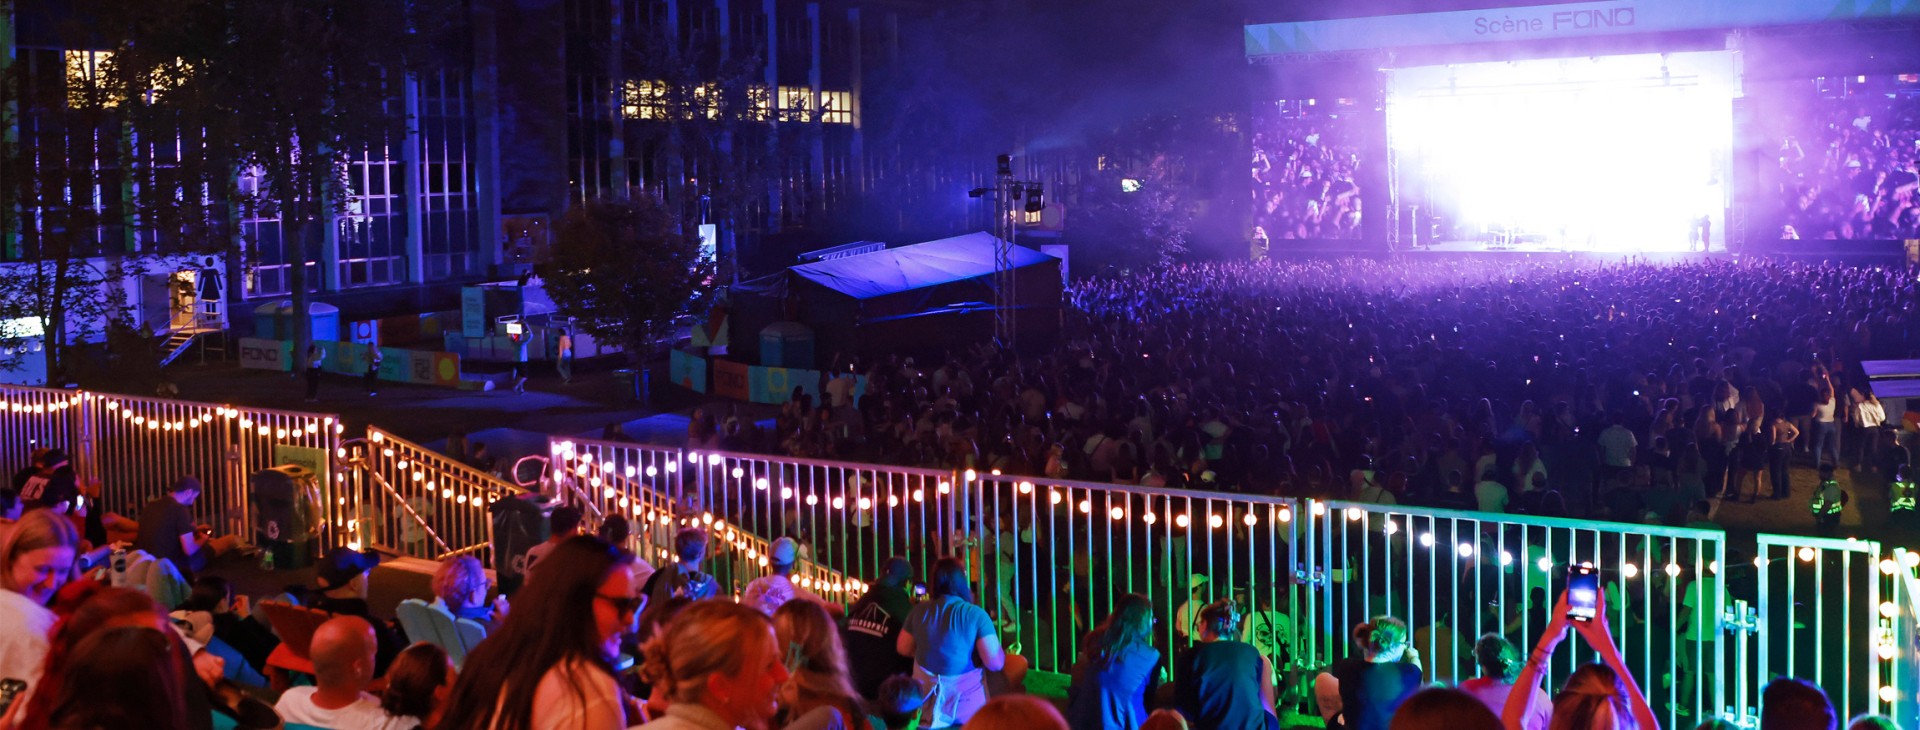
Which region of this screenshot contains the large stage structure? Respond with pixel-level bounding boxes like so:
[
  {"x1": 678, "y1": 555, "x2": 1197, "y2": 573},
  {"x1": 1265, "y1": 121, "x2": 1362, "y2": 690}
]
[
  {"x1": 3, "y1": 381, "x2": 1919, "y2": 728},
  {"x1": 1246, "y1": 0, "x2": 1920, "y2": 256}
]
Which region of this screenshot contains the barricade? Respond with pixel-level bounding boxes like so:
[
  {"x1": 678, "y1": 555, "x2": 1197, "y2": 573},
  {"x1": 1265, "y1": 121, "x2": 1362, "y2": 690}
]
[
  {"x1": 338, "y1": 426, "x2": 513, "y2": 560},
  {"x1": 1745, "y1": 534, "x2": 1893, "y2": 726}
]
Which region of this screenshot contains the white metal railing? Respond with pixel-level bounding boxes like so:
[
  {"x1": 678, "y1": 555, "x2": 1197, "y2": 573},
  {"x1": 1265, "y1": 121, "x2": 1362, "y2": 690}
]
[{"x1": 4, "y1": 384, "x2": 1914, "y2": 723}]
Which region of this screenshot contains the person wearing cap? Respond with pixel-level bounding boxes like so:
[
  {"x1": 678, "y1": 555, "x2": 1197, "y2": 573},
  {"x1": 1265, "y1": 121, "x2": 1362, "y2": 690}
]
[
  {"x1": 134, "y1": 476, "x2": 213, "y2": 580},
  {"x1": 306, "y1": 546, "x2": 406, "y2": 673},
  {"x1": 742, "y1": 536, "x2": 835, "y2": 617},
  {"x1": 1173, "y1": 574, "x2": 1210, "y2": 641},
  {"x1": 17, "y1": 448, "x2": 77, "y2": 515},
  {"x1": 9, "y1": 447, "x2": 49, "y2": 494}
]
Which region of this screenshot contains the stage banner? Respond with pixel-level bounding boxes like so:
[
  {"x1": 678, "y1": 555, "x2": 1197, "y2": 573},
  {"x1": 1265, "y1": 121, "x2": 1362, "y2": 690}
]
[
  {"x1": 749, "y1": 366, "x2": 822, "y2": 405},
  {"x1": 1246, "y1": 0, "x2": 1920, "y2": 56},
  {"x1": 713, "y1": 360, "x2": 750, "y2": 401},
  {"x1": 238, "y1": 338, "x2": 294, "y2": 372},
  {"x1": 671, "y1": 350, "x2": 708, "y2": 393}
]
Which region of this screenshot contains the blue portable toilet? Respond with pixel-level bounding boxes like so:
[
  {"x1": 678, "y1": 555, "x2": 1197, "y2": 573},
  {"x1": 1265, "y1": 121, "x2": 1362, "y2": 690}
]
[
  {"x1": 252, "y1": 301, "x2": 341, "y2": 341},
  {"x1": 759, "y1": 321, "x2": 815, "y2": 369}
]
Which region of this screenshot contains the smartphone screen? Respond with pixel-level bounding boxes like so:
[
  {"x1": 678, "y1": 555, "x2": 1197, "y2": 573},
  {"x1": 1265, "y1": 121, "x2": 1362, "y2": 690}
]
[
  {"x1": 1567, "y1": 564, "x2": 1599, "y2": 622},
  {"x1": 914, "y1": 583, "x2": 928, "y2": 598}
]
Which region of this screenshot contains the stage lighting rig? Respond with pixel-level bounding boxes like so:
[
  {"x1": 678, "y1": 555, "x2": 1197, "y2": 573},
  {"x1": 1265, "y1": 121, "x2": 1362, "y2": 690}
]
[{"x1": 969, "y1": 154, "x2": 1047, "y2": 346}]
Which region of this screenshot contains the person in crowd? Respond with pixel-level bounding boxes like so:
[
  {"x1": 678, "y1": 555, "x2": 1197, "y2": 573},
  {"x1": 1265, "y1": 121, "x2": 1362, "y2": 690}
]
[
  {"x1": 525, "y1": 504, "x2": 584, "y2": 573},
  {"x1": 1173, "y1": 574, "x2": 1209, "y2": 641},
  {"x1": 305, "y1": 343, "x2": 326, "y2": 403},
  {"x1": 1760, "y1": 678, "x2": 1837, "y2": 730},
  {"x1": 178, "y1": 576, "x2": 278, "y2": 677},
  {"x1": 272, "y1": 615, "x2": 407, "y2": 729},
  {"x1": 38, "y1": 626, "x2": 193, "y2": 730},
  {"x1": 871, "y1": 675, "x2": 931, "y2": 730},
  {"x1": 771, "y1": 599, "x2": 869, "y2": 730},
  {"x1": 0, "y1": 510, "x2": 78, "y2": 705},
  {"x1": 632, "y1": 599, "x2": 792, "y2": 730},
  {"x1": 1458, "y1": 634, "x2": 1549, "y2": 730},
  {"x1": 16, "y1": 449, "x2": 76, "y2": 515},
  {"x1": 743, "y1": 536, "x2": 832, "y2": 616},
  {"x1": 381, "y1": 642, "x2": 456, "y2": 730},
  {"x1": 1174, "y1": 601, "x2": 1273, "y2": 730},
  {"x1": 598, "y1": 516, "x2": 657, "y2": 588},
  {"x1": 12, "y1": 585, "x2": 176, "y2": 729},
  {"x1": 844, "y1": 557, "x2": 915, "y2": 699},
  {"x1": 640, "y1": 527, "x2": 719, "y2": 605},
  {"x1": 1390, "y1": 688, "x2": 1502, "y2": 730},
  {"x1": 365, "y1": 342, "x2": 384, "y2": 397},
  {"x1": 1320, "y1": 617, "x2": 1422, "y2": 730},
  {"x1": 305, "y1": 546, "x2": 407, "y2": 670},
  {"x1": 898, "y1": 556, "x2": 1005, "y2": 730},
  {"x1": 1139, "y1": 709, "x2": 1190, "y2": 730},
  {"x1": 1501, "y1": 588, "x2": 1657, "y2": 730},
  {"x1": 1065, "y1": 593, "x2": 1162, "y2": 730},
  {"x1": 438, "y1": 536, "x2": 638, "y2": 730},
  {"x1": 962, "y1": 696, "x2": 1069, "y2": 730},
  {"x1": 1474, "y1": 467, "x2": 1510, "y2": 514},
  {"x1": 1845, "y1": 714, "x2": 1900, "y2": 730},
  {"x1": 134, "y1": 476, "x2": 216, "y2": 580},
  {"x1": 432, "y1": 554, "x2": 506, "y2": 632}
]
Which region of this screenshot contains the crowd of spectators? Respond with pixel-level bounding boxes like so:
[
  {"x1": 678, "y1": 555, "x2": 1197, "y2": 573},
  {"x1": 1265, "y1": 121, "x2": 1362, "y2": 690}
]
[
  {"x1": 706, "y1": 256, "x2": 1915, "y2": 528},
  {"x1": 1250, "y1": 108, "x2": 1366, "y2": 244},
  {"x1": 1773, "y1": 88, "x2": 1920, "y2": 240}
]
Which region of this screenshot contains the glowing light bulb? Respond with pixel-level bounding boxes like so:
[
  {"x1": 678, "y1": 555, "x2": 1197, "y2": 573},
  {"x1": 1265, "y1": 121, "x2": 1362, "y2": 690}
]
[
  {"x1": 1143, "y1": 512, "x2": 1158, "y2": 525},
  {"x1": 1458, "y1": 543, "x2": 1474, "y2": 558},
  {"x1": 1537, "y1": 557, "x2": 1553, "y2": 572},
  {"x1": 1799, "y1": 547, "x2": 1816, "y2": 562},
  {"x1": 1622, "y1": 563, "x2": 1640, "y2": 579},
  {"x1": 1110, "y1": 507, "x2": 1125, "y2": 521},
  {"x1": 1419, "y1": 533, "x2": 1435, "y2": 548},
  {"x1": 1175, "y1": 514, "x2": 1190, "y2": 528},
  {"x1": 1665, "y1": 563, "x2": 1681, "y2": 578}
]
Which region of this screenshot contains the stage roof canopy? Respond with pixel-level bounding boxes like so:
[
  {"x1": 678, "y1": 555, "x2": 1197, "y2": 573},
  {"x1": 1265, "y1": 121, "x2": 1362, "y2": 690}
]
[{"x1": 784, "y1": 232, "x2": 1055, "y2": 300}]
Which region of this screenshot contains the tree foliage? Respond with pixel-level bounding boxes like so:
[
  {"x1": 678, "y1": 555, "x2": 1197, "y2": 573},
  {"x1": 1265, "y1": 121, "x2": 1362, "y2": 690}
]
[{"x1": 541, "y1": 192, "x2": 714, "y2": 361}]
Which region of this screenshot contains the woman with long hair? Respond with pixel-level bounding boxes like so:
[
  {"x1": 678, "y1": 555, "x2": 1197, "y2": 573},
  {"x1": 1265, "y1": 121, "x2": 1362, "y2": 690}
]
[
  {"x1": 0, "y1": 511, "x2": 82, "y2": 718},
  {"x1": 11, "y1": 586, "x2": 171, "y2": 730},
  {"x1": 633, "y1": 599, "x2": 791, "y2": 730},
  {"x1": 1065, "y1": 594, "x2": 1162, "y2": 730},
  {"x1": 898, "y1": 557, "x2": 1005, "y2": 730},
  {"x1": 437, "y1": 536, "x2": 638, "y2": 730},
  {"x1": 1501, "y1": 588, "x2": 1657, "y2": 730},
  {"x1": 43, "y1": 626, "x2": 191, "y2": 730},
  {"x1": 381, "y1": 642, "x2": 455, "y2": 729},
  {"x1": 772, "y1": 599, "x2": 869, "y2": 730},
  {"x1": 1390, "y1": 688, "x2": 1501, "y2": 730}
]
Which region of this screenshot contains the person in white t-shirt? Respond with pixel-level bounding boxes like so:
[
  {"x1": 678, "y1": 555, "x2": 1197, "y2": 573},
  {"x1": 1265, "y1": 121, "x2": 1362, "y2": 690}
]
[
  {"x1": 1473, "y1": 468, "x2": 1510, "y2": 514},
  {"x1": 0, "y1": 511, "x2": 79, "y2": 710},
  {"x1": 275, "y1": 615, "x2": 419, "y2": 729},
  {"x1": 741, "y1": 537, "x2": 834, "y2": 616}
]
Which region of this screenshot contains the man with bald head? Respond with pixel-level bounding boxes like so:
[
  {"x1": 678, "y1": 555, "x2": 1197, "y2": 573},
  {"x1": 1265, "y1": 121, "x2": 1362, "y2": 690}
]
[{"x1": 273, "y1": 615, "x2": 414, "y2": 728}]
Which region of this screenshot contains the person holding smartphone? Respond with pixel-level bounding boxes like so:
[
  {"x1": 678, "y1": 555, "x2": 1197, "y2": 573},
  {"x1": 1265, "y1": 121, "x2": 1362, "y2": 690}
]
[{"x1": 1501, "y1": 573, "x2": 1659, "y2": 730}]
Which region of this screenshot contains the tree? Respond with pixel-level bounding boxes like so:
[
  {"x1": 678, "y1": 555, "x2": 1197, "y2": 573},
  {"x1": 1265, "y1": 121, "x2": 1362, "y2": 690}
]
[
  {"x1": 541, "y1": 191, "x2": 714, "y2": 362},
  {"x1": 1070, "y1": 167, "x2": 1192, "y2": 273}
]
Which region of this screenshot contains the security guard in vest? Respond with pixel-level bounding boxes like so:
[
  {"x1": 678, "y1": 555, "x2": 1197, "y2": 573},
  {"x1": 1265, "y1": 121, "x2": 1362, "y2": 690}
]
[
  {"x1": 1810, "y1": 464, "x2": 1846, "y2": 534},
  {"x1": 1891, "y1": 465, "x2": 1916, "y2": 513}
]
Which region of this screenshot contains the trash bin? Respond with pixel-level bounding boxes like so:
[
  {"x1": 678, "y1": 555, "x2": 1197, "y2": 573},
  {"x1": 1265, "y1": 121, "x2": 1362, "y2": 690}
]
[
  {"x1": 250, "y1": 465, "x2": 322, "y2": 569},
  {"x1": 490, "y1": 493, "x2": 555, "y2": 595}
]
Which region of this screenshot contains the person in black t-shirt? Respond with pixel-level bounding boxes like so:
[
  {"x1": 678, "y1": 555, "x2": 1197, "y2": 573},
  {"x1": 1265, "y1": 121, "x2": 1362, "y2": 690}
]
[
  {"x1": 1174, "y1": 601, "x2": 1274, "y2": 730},
  {"x1": 844, "y1": 556, "x2": 915, "y2": 699},
  {"x1": 1316, "y1": 617, "x2": 1422, "y2": 730},
  {"x1": 135, "y1": 476, "x2": 211, "y2": 579}
]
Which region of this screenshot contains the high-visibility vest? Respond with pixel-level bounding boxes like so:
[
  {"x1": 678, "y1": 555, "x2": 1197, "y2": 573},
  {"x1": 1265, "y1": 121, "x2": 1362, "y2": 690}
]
[
  {"x1": 1811, "y1": 481, "x2": 1844, "y2": 516},
  {"x1": 1893, "y1": 481, "x2": 1916, "y2": 510}
]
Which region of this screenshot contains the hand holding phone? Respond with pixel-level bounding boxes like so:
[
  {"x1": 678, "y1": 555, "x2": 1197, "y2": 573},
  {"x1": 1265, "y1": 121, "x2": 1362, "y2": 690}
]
[{"x1": 1567, "y1": 564, "x2": 1599, "y2": 622}]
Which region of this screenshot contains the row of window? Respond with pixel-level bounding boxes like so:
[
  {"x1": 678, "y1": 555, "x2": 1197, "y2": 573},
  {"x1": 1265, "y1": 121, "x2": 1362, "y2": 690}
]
[{"x1": 620, "y1": 81, "x2": 853, "y2": 124}]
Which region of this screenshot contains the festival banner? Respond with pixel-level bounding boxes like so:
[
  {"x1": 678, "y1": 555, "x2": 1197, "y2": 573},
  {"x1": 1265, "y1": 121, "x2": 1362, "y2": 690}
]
[
  {"x1": 713, "y1": 359, "x2": 750, "y2": 401},
  {"x1": 670, "y1": 350, "x2": 708, "y2": 393}
]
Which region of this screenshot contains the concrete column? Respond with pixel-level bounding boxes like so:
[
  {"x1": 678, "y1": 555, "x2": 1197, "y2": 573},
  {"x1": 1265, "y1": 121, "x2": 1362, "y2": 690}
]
[
  {"x1": 403, "y1": 74, "x2": 426, "y2": 284},
  {"x1": 472, "y1": 0, "x2": 504, "y2": 275},
  {"x1": 806, "y1": 2, "x2": 824, "y2": 224}
]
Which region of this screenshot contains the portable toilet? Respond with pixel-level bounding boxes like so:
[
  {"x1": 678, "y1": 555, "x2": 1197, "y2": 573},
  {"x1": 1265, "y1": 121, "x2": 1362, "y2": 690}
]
[
  {"x1": 252, "y1": 301, "x2": 341, "y2": 341},
  {"x1": 760, "y1": 321, "x2": 815, "y2": 369}
]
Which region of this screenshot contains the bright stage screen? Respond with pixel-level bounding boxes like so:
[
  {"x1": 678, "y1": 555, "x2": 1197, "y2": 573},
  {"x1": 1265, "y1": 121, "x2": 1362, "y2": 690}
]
[{"x1": 1388, "y1": 51, "x2": 1734, "y2": 253}]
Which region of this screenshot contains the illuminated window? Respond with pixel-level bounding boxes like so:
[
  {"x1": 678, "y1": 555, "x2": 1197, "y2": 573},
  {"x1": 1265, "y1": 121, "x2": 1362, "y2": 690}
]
[
  {"x1": 624, "y1": 80, "x2": 666, "y2": 120},
  {"x1": 776, "y1": 86, "x2": 814, "y2": 121},
  {"x1": 64, "y1": 50, "x2": 117, "y2": 108},
  {"x1": 819, "y1": 91, "x2": 852, "y2": 124}
]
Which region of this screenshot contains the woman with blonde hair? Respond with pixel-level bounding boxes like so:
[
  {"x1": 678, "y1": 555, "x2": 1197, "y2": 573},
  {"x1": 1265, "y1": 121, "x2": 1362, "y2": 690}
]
[
  {"x1": 772, "y1": 599, "x2": 870, "y2": 730},
  {"x1": 431, "y1": 554, "x2": 503, "y2": 632},
  {"x1": 633, "y1": 599, "x2": 793, "y2": 730},
  {"x1": 0, "y1": 510, "x2": 80, "y2": 706},
  {"x1": 1502, "y1": 587, "x2": 1657, "y2": 730}
]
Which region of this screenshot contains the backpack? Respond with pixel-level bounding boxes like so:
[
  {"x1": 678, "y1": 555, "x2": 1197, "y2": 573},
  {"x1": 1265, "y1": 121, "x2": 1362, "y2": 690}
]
[{"x1": 645, "y1": 566, "x2": 718, "y2": 605}]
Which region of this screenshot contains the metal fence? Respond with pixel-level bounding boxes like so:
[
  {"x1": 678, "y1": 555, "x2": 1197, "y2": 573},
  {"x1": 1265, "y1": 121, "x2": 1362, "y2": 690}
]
[
  {"x1": 6, "y1": 384, "x2": 1915, "y2": 725},
  {"x1": 338, "y1": 426, "x2": 515, "y2": 560},
  {"x1": 1739, "y1": 534, "x2": 1897, "y2": 726},
  {"x1": 0, "y1": 385, "x2": 341, "y2": 546}
]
